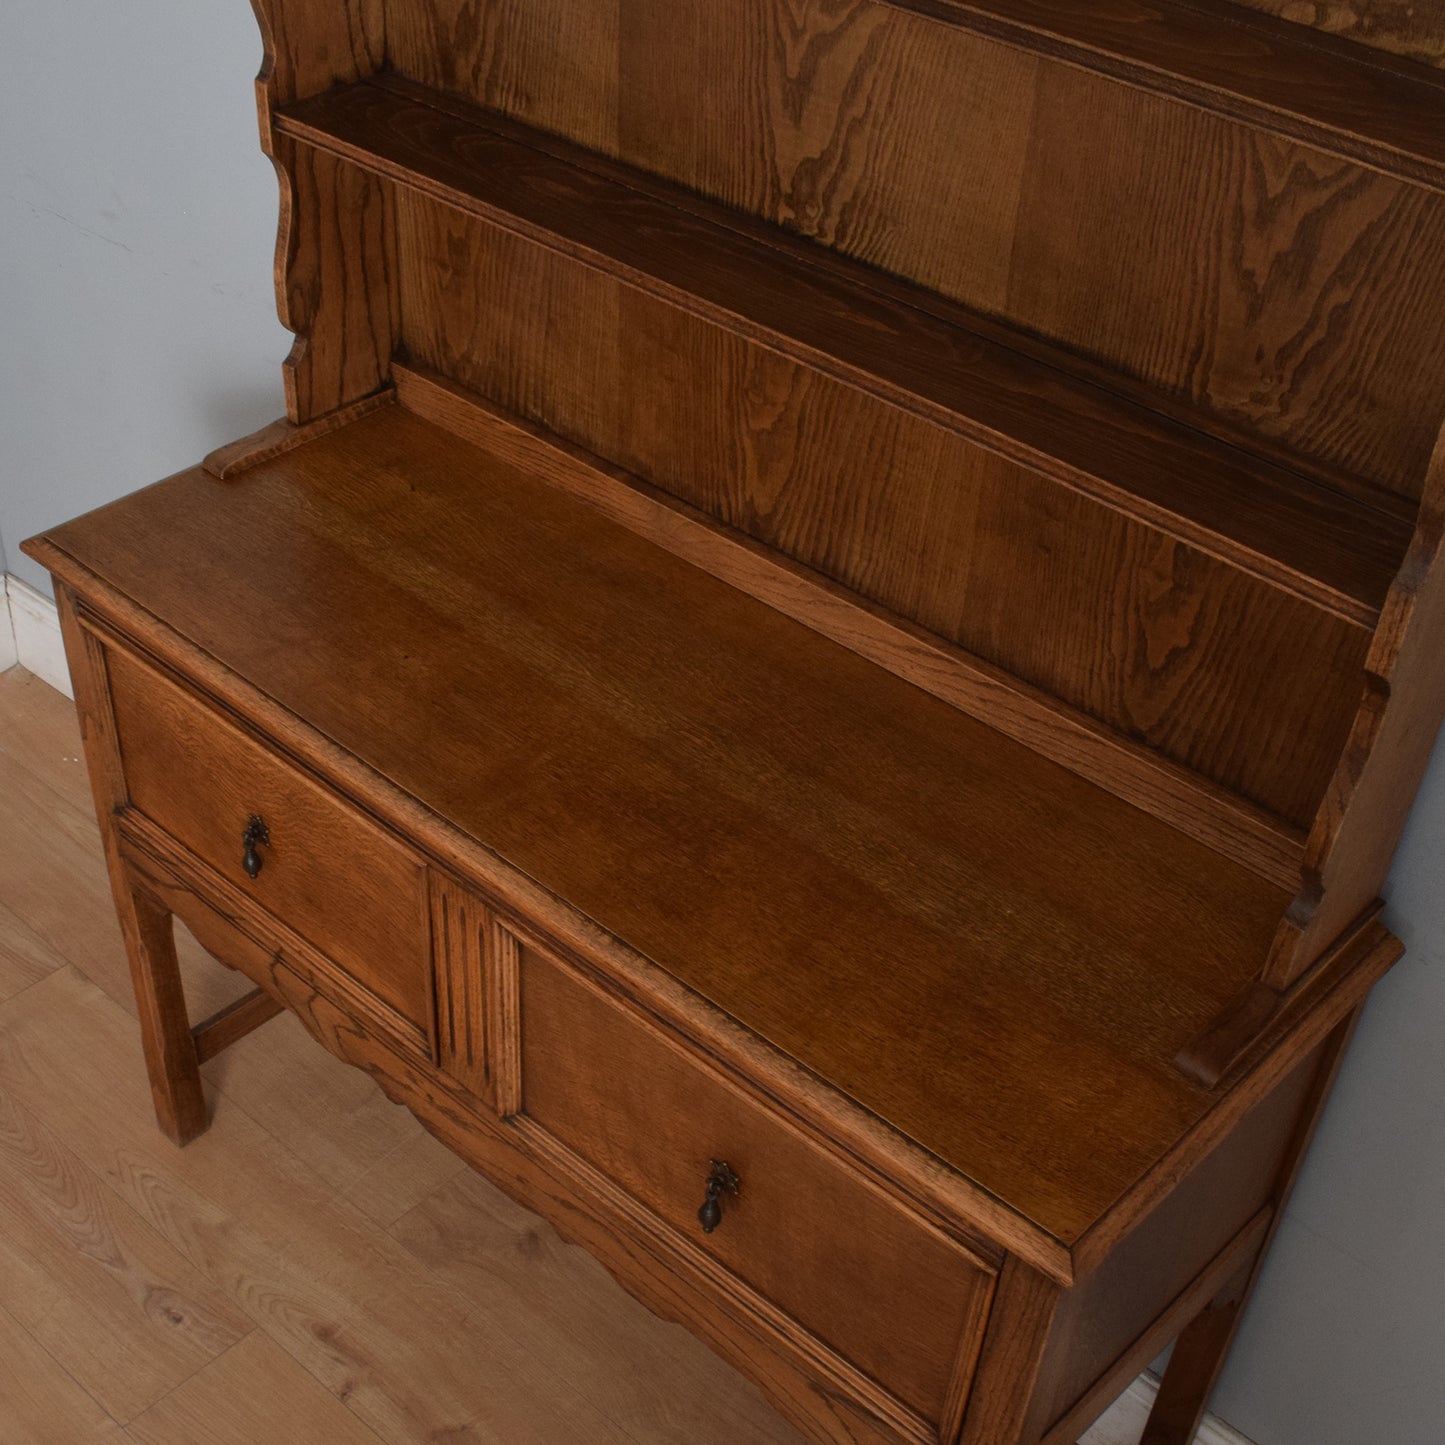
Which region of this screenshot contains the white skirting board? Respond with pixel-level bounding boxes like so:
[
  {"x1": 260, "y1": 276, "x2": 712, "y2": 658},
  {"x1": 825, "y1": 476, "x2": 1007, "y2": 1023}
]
[
  {"x1": 2, "y1": 575, "x2": 73, "y2": 699},
  {"x1": 1084, "y1": 1373, "x2": 1255, "y2": 1444},
  {"x1": 0, "y1": 580, "x2": 16, "y2": 675},
  {"x1": 0, "y1": 571, "x2": 1258, "y2": 1445}
]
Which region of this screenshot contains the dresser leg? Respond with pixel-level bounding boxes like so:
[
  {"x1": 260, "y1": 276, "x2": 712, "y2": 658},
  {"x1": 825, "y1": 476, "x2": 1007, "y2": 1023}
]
[
  {"x1": 53, "y1": 583, "x2": 211, "y2": 1147},
  {"x1": 1140, "y1": 1005, "x2": 1363, "y2": 1444},
  {"x1": 1139, "y1": 1272, "x2": 1249, "y2": 1445},
  {"x1": 116, "y1": 878, "x2": 210, "y2": 1146}
]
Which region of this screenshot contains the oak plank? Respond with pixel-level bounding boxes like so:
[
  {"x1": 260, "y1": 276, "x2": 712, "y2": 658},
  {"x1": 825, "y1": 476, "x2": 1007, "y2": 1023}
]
[
  {"x1": 125, "y1": 1331, "x2": 386, "y2": 1445},
  {"x1": 199, "y1": 1010, "x2": 435, "y2": 1197},
  {"x1": 0, "y1": 1302, "x2": 126, "y2": 1443},
  {"x1": 384, "y1": 0, "x2": 622, "y2": 156},
  {"x1": 0, "y1": 665, "x2": 96, "y2": 813},
  {"x1": 339, "y1": 1129, "x2": 468, "y2": 1231},
  {"x1": 248, "y1": 0, "x2": 383, "y2": 106},
  {"x1": 387, "y1": 0, "x2": 1445, "y2": 190},
  {"x1": 0, "y1": 897, "x2": 70, "y2": 1002},
  {"x1": 903, "y1": 0, "x2": 1445, "y2": 188},
  {"x1": 0, "y1": 1077, "x2": 250, "y2": 1423},
  {"x1": 273, "y1": 140, "x2": 397, "y2": 424},
  {"x1": 392, "y1": 1170, "x2": 808, "y2": 1444},
  {"x1": 0, "y1": 967, "x2": 646, "y2": 1445}
]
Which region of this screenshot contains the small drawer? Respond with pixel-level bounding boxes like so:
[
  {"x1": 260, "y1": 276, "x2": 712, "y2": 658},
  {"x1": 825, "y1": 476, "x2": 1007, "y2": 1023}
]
[
  {"x1": 519, "y1": 941, "x2": 994, "y2": 1428},
  {"x1": 103, "y1": 640, "x2": 431, "y2": 1034}
]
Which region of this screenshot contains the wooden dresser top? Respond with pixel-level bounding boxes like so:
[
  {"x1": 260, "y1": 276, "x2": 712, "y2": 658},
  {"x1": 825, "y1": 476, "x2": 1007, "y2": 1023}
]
[{"x1": 38, "y1": 399, "x2": 1301, "y2": 1243}]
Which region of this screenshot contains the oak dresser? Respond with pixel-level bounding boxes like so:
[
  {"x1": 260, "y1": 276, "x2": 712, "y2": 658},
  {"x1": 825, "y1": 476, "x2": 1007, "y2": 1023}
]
[{"x1": 24, "y1": 2, "x2": 1445, "y2": 1441}]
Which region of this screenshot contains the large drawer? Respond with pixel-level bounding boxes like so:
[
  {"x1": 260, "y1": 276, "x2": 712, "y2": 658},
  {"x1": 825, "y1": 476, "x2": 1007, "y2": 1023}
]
[
  {"x1": 519, "y1": 940, "x2": 994, "y2": 1430},
  {"x1": 103, "y1": 639, "x2": 432, "y2": 1034}
]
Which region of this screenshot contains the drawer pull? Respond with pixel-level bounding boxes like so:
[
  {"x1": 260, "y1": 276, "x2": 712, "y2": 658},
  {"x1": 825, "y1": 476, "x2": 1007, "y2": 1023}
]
[
  {"x1": 698, "y1": 1159, "x2": 740, "y2": 1234},
  {"x1": 241, "y1": 814, "x2": 271, "y2": 879}
]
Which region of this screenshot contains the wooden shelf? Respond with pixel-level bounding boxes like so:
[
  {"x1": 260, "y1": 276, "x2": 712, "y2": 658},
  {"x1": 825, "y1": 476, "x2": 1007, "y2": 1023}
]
[
  {"x1": 39, "y1": 399, "x2": 1295, "y2": 1239},
  {"x1": 275, "y1": 76, "x2": 1415, "y2": 629},
  {"x1": 907, "y1": 0, "x2": 1445, "y2": 193}
]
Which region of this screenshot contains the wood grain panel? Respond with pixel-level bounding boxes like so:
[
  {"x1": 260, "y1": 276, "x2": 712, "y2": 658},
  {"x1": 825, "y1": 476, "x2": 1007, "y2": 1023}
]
[
  {"x1": 616, "y1": 0, "x2": 1036, "y2": 317},
  {"x1": 1227, "y1": 0, "x2": 1445, "y2": 67},
  {"x1": 385, "y1": 0, "x2": 621, "y2": 154},
  {"x1": 519, "y1": 939, "x2": 994, "y2": 1426},
  {"x1": 275, "y1": 140, "x2": 397, "y2": 423},
  {"x1": 382, "y1": 0, "x2": 1445, "y2": 496},
  {"x1": 102, "y1": 641, "x2": 433, "y2": 1032},
  {"x1": 395, "y1": 363, "x2": 1307, "y2": 885},
  {"x1": 1009, "y1": 64, "x2": 1445, "y2": 500},
  {"x1": 289, "y1": 81, "x2": 1417, "y2": 624},
  {"x1": 397, "y1": 196, "x2": 1369, "y2": 825},
  {"x1": 396, "y1": 192, "x2": 621, "y2": 446}
]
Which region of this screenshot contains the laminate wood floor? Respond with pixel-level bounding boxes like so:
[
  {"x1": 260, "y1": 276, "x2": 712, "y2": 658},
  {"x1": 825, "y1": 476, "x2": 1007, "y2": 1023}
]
[{"x1": 0, "y1": 663, "x2": 1149, "y2": 1445}]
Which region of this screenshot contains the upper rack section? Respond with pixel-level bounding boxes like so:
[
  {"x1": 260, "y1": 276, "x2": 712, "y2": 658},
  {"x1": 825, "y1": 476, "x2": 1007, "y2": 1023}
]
[
  {"x1": 905, "y1": 0, "x2": 1445, "y2": 193},
  {"x1": 275, "y1": 73, "x2": 1416, "y2": 628}
]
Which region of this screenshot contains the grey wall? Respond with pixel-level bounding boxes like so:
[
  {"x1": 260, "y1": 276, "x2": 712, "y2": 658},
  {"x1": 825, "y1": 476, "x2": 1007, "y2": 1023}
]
[
  {"x1": 1214, "y1": 759, "x2": 1445, "y2": 1445},
  {"x1": 3, "y1": 5, "x2": 1444, "y2": 1443},
  {"x1": 0, "y1": 1, "x2": 287, "y2": 599}
]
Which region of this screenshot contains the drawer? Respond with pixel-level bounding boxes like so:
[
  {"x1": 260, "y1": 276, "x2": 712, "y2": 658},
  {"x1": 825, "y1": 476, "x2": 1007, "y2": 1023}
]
[
  {"x1": 103, "y1": 640, "x2": 432, "y2": 1034},
  {"x1": 519, "y1": 942, "x2": 994, "y2": 1428}
]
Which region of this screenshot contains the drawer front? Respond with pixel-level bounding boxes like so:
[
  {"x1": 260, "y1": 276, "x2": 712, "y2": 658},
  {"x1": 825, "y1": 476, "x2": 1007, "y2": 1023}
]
[
  {"x1": 520, "y1": 941, "x2": 993, "y2": 1427},
  {"x1": 104, "y1": 641, "x2": 431, "y2": 1033}
]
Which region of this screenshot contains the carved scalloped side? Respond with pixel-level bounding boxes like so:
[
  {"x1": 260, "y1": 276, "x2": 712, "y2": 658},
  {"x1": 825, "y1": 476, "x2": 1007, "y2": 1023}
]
[
  {"x1": 269, "y1": 137, "x2": 311, "y2": 422},
  {"x1": 248, "y1": 0, "x2": 384, "y2": 105},
  {"x1": 248, "y1": 0, "x2": 278, "y2": 116},
  {"x1": 1266, "y1": 421, "x2": 1445, "y2": 986},
  {"x1": 248, "y1": 0, "x2": 301, "y2": 413},
  {"x1": 246, "y1": 0, "x2": 390, "y2": 420}
]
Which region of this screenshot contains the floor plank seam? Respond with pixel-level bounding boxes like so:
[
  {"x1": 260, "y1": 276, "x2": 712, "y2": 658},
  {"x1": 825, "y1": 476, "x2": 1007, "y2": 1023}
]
[
  {"x1": 116, "y1": 1327, "x2": 264, "y2": 1430},
  {"x1": 0, "y1": 1294, "x2": 130, "y2": 1431}
]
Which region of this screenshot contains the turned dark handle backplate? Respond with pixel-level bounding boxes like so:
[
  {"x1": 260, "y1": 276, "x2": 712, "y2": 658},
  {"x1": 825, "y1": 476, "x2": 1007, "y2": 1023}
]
[
  {"x1": 241, "y1": 814, "x2": 270, "y2": 879},
  {"x1": 698, "y1": 1159, "x2": 740, "y2": 1234}
]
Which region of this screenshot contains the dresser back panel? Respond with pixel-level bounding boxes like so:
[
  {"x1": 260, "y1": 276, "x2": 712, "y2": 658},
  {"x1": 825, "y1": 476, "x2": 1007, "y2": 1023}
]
[
  {"x1": 384, "y1": 0, "x2": 1445, "y2": 500},
  {"x1": 1224, "y1": 0, "x2": 1445, "y2": 69},
  {"x1": 395, "y1": 191, "x2": 1368, "y2": 827}
]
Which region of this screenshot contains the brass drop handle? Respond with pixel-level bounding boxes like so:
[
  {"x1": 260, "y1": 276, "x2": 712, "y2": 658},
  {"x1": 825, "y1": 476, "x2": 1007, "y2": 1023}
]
[
  {"x1": 698, "y1": 1159, "x2": 740, "y2": 1234},
  {"x1": 241, "y1": 814, "x2": 270, "y2": 879}
]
